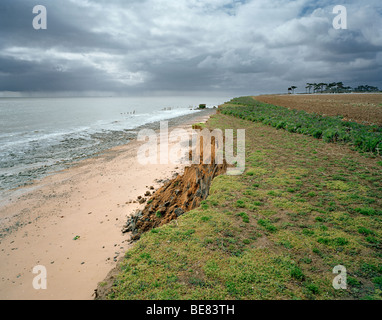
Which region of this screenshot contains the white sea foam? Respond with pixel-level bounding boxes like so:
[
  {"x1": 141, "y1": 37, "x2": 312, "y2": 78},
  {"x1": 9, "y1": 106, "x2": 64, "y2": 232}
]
[{"x1": 0, "y1": 96, "x2": 227, "y2": 192}]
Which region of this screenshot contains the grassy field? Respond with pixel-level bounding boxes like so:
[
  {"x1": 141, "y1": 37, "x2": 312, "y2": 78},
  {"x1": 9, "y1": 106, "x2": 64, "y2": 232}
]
[{"x1": 102, "y1": 96, "x2": 382, "y2": 300}]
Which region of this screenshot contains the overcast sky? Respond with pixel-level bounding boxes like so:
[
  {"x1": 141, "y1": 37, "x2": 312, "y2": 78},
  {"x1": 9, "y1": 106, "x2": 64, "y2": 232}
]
[{"x1": 0, "y1": 0, "x2": 381, "y2": 97}]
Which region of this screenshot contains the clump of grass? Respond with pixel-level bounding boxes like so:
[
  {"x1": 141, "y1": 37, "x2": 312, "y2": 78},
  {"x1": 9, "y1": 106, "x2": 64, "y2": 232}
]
[
  {"x1": 302, "y1": 228, "x2": 314, "y2": 236},
  {"x1": 306, "y1": 283, "x2": 319, "y2": 294},
  {"x1": 366, "y1": 236, "x2": 380, "y2": 244},
  {"x1": 258, "y1": 219, "x2": 277, "y2": 233},
  {"x1": 358, "y1": 227, "x2": 375, "y2": 236},
  {"x1": 355, "y1": 207, "x2": 380, "y2": 216},
  {"x1": 334, "y1": 237, "x2": 349, "y2": 246},
  {"x1": 300, "y1": 257, "x2": 312, "y2": 264},
  {"x1": 373, "y1": 277, "x2": 382, "y2": 288},
  {"x1": 155, "y1": 211, "x2": 162, "y2": 218},
  {"x1": 236, "y1": 200, "x2": 246, "y2": 208},
  {"x1": 290, "y1": 266, "x2": 305, "y2": 281},
  {"x1": 237, "y1": 212, "x2": 249, "y2": 223},
  {"x1": 201, "y1": 200, "x2": 209, "y2": 210},
  {"x1": 317, "y1": 237, "x2": 331, "y2": 245},
  {"x1": 347, "y1": 277, "x2": 362, "y2": 287},
  {"x1": 279, "y1": 240, "x2": 293, "y2": 249},
  {"x1": 267, "y1": 190, "x2": 280, "y2": 197}
]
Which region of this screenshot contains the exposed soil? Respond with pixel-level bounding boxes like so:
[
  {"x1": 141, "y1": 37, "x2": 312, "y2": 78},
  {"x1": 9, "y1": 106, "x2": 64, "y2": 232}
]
[
  {"x1": 254, "y1": 94, "x2": 382, "y2": 126},
  {"x1": 122, "y1": 126, "x2": 227, "y2": 241}
]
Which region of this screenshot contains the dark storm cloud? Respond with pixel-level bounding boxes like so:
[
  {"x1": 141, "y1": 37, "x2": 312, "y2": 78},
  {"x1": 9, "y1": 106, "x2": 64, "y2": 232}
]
[
  {"x1": 0, "y1": 1, "x2": 126, "y2": 52},
  {"x1": 0, "y1": 56, "x2": 126, "y2": 92},
  {"x1": 0, "y1": 0, "x2": 381, "y2": 95}
]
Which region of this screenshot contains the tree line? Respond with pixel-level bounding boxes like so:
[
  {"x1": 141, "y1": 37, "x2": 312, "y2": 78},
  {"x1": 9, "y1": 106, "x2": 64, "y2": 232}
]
[{"x1": 288, "y1": 82, "x2": 380, "y2": 94}]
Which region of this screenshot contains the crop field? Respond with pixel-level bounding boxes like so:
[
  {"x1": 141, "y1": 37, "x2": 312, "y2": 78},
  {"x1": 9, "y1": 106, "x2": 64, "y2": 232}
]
[
  {"x1": 102, "y1": 97, "x2": 382, "y2": 300},
  {"x1": 254, "y1": 94, "x2": 382, "y2": 126}
]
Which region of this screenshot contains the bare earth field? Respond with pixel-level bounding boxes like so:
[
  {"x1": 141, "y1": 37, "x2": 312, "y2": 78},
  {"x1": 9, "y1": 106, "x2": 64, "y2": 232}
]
[{"x1": 254, "y1": 94, "x2": 382, "y2": 126}]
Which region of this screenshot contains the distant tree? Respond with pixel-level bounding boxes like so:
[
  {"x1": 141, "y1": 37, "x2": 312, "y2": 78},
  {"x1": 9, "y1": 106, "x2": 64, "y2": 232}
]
[
  {"x1": 306, "y1": 83, "x2": 313, "y2": 94},
  {"x1": 302, "y1": 81, "x2": 378, "y2": 94},
  {"x1": 353, "y1": 85, "x2": 380, "y2": 92},
  {"x1": 336, "y1": 82, "x2": 344, "y2": 92},
  {"x1": 291, "y1": 86, "x2": 297, "y2": 94},
  {"x1": 327, "y1": 82, "x2": 337, "y2": 93},
  {"x1": 318, "y1": 83, "x2": 327, "y2": 93}
]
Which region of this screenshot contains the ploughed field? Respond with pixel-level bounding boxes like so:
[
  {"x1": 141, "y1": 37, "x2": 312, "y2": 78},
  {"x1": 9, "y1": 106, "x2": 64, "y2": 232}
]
[{"x1": 254, "y1": 94, "x2": 382, "y2": 126}]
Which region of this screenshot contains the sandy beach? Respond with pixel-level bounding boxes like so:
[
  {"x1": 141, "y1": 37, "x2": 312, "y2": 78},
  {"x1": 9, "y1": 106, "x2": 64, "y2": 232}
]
[{"x1": 0, "y1": 110, "x2": 214, "y2": 300}]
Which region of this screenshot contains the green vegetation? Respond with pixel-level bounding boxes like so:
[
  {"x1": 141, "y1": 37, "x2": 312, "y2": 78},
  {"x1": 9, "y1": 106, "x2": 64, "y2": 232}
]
[
  {"x1": 221, "y1": 97, "x2": 382, "y2": 155},
  {"x1": 103, "y1": 98, "x2": 382, "y2": 300},
  {"x1": 156, "y1": 211, "x2": 163, "y2": 218},
  {"x1": 237, "y1": 212, "x2": 250, "y2": 223}
]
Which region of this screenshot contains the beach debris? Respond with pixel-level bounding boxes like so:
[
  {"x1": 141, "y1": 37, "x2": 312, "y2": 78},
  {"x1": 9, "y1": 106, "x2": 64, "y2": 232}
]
[
  {"x1": 73, "y1": 235, "x2": 80, "y2": 240},
  {"x1": 122, "y1": 210, "x2": 143, "y2": 234}
]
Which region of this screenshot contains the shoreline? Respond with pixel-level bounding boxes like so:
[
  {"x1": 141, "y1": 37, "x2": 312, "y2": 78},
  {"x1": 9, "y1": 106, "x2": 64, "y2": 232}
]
[
  {"x1": 0, "y1": 109, "x2": 215, "y2": 300},
  {"x1": 0, "y1": 108, "x2": 214, "y2": 206}
]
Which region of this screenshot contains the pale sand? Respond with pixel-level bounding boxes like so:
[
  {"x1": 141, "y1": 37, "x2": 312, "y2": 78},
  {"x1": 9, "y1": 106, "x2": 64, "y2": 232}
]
[{"x1": 0, "y1": 112, "x2": 213, "y2": 300}]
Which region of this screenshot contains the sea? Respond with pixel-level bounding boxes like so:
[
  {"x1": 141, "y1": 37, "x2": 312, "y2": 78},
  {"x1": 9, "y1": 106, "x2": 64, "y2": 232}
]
[{"x1": 0, "y1": 96, "x2": 229, "y2": 197}]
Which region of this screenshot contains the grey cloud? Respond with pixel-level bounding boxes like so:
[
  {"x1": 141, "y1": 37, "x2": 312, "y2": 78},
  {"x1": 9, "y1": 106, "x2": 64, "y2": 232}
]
[{"x1": 0, "y1": 0, "x2": 381, "y2": 95}]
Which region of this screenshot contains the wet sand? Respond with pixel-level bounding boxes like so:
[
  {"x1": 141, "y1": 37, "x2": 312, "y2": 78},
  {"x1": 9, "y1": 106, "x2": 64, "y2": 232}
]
[{"x1": 0, "y1": 109, "x2": 215, "y2": 300}]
